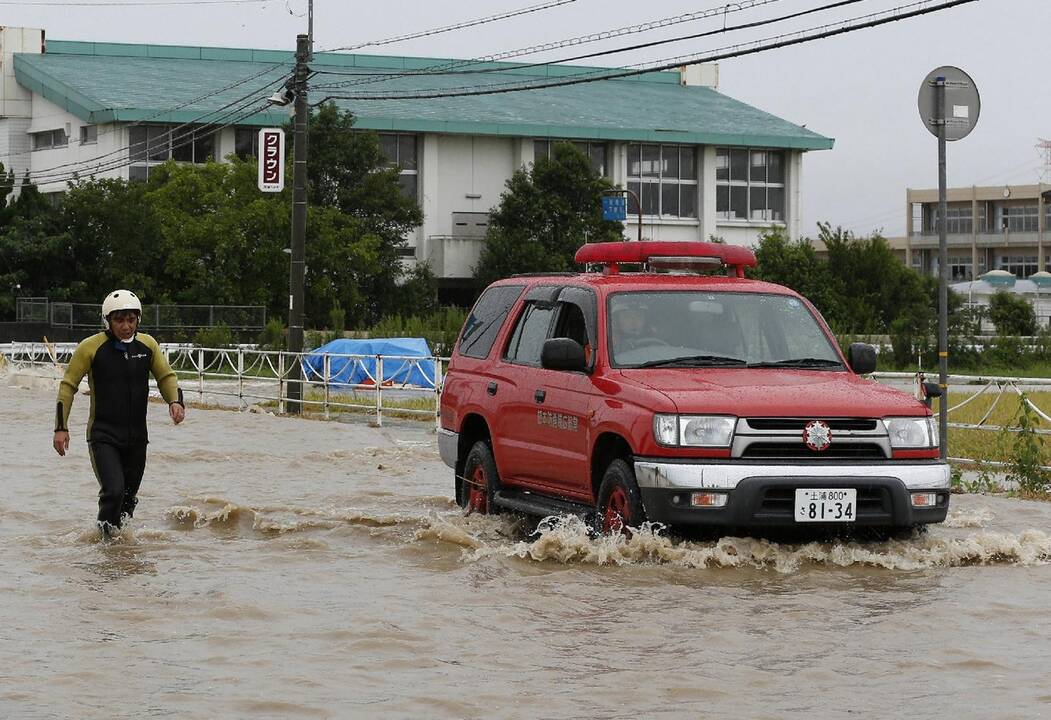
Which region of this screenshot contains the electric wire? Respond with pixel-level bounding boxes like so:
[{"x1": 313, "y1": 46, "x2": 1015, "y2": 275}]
[
  {"x1": 318, "y1": 0, "x2": 579, "y2": 53},
  {"x1": 312, "y1": 0, "x2": 784, "y2": 90},
  {"x1": 3, "y1": 84, "x2": 282, "y2": 189},
  {"x1": 315, "y1": 0, "x2": 979, "y2": 103},
  {"x1": 0, "y1": 61, "x2": 292, "y2": 166},
  {"x1": 310, "y1": 0, "x2": 863, "y2": 89},
  {"x1": 4, "y1": 0, "x2": 274, "y2": 5}
]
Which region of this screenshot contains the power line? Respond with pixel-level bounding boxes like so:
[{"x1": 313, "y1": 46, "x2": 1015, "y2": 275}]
[
  {"x1": 4, "y1": 82, "x2": 282, "y2": 189},
  {"x1": 0, "y1": 61, "x2": 291, "y2": 165},
  {"x1": 316, "y1": 0, "x2": 979, "y2": 103},
  {"x1": 310, "y1": 0, "x2": 863, "y2": 89},
  {"x1": 313, "y1": 0, "x2": 784, "y2": 91},
  {"x1": 319, "y1": 0, "x2": 580, "y2": 53}
]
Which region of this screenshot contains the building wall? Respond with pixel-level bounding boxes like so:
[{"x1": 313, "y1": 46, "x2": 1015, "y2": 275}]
[
  {"x1": 27, "y1": 95, "x2": 126, "y2": 192},
  {"x1": 0, "y1": 27, "x2": 42, "y2": 183}
]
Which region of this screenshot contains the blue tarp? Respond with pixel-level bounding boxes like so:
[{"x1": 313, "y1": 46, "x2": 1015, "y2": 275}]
[{"x1": 304, "y1": 338, "x2": 437, "y2": 388}]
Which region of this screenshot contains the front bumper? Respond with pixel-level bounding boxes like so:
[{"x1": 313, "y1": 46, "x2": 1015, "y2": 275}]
[
  {"x1": 438, "y1": 428, "x2": 459, "y2": 470},
  {"x1": 634, "y1": 459, "x2": 950, "y2": 528}
]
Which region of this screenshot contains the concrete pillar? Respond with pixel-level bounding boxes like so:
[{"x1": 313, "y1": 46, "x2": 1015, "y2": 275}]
[
  {"x1": 971, "y1": 189, "x2": 979, "y2": 280},
  {"x1": 787, "y1": 150, "x2": 803, "y2": 241},
  {"x1": 905, "y1": 191, "x2": 913, "y2": 270},
  {"x1": 699, "y1": 145, "x2": 717, "y2": 243},
  {"x1": 419, "y1": 133, "x2": 440, "y2": 262}
]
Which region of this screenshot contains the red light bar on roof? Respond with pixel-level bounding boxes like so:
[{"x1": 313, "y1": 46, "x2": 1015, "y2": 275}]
[{"x1": 574, "y1": 241, "x2": 757, "y2": 277}]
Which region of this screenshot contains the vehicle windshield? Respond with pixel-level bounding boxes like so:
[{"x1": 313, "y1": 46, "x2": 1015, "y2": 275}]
[{"x1": 607, "y1": 291, "x2": 842, "y2": 369}]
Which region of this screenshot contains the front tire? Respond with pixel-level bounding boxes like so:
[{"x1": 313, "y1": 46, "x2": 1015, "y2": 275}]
[
  {"x1": 595, "y1": 459, "x2": 646, "y2": 535},
  {"x1": 459, "y1": 441, "x2": 500, "y2": 515}
]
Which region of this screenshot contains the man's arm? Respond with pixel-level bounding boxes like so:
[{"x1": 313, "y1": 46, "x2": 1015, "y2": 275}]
[
  {"x1": 143, "y1": 335, "x2": 185, "y2": 425},
  {"x1": 54, "y1": 338, "x2": 97, "y2": 455}
]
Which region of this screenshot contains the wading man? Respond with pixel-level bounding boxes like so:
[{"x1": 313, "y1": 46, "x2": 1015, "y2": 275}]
[{"x1": 53, "y1": 290, "x2": 185, "y2": 535}]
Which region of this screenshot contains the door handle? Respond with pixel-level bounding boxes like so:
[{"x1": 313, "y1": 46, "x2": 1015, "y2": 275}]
[
  {"x1": 487, "y1": 381, "x2": 498, "y2": 396},
  {"x1": 534, "y1": 388, "x2": 546, "y2": 404}
]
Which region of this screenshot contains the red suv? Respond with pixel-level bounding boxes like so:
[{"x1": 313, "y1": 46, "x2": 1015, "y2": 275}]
[{"x1": 438, "y1": 242, "x2": 949, "y2": 534}]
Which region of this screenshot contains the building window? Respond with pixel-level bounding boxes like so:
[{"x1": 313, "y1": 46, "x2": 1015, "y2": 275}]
[
  {"x1": 948, "y1": 255, "x2": 972, "y2": 281},
  {"x1": 31, "y1": 129, "x2": 68, "y2": 151},
  {"x1": 716, "y1": 147, "x2": 784, "y2": 222},
  {"x1": 128, "y1": 124, "x2": 216, "y2": 180},
  {"x1": 929, "y1": 205, "x2": 976, "y2": 235},
  {"x1": 534, "y1": 139, "x2": 608, "y2": 177},
  {"x1": 997, "y1": 255, "x2": 1038, "y2": 279},
  {"x1": 234, "y1": 127, "x2": 258, "y2": 159},
  {"x1": 1000, "y1": 205, "x2": 1038, "y2": 233},
  {"x1": 378, "y1": 132, "x2": 418, "y2": 201},
  {"x1": 79, "y1": 125, "x2": 98, "y2": 145},
  {"x1": 627, "y1": 143, "x2": 698, "y2": 219}
]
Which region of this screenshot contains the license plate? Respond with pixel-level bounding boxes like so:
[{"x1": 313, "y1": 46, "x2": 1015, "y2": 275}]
[{"x1": 794, "y1": 488, "x2": 856, "y2": 522}]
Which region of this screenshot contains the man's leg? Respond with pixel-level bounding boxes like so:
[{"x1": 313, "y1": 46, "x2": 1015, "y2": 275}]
[
  {"x1": 89, "y1": 443, "x2": 125, "y2": 530},
  {"x1": 119, "y1": 444, "x2": 148, "y2": 521}
]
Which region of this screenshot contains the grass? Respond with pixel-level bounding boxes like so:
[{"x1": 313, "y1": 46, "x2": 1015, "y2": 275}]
[{"x1": 256, "y1": 388, "x2": 437, "y2": 421}]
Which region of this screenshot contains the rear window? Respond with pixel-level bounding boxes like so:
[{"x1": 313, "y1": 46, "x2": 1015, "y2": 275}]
[{"x1": 458, "y1": 285, "x2": 525, "y2": 359}]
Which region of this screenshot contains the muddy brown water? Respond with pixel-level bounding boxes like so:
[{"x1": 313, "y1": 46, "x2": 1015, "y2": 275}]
[{"x1": 2, "y1": 374, "x2": 1050, "y2": 719}]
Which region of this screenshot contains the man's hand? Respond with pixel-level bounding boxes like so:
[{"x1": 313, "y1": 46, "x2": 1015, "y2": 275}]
[
  {"x1": 53, "y1": 430, "x2": 69, "y2": 456},
  {"x1": 169, "y1": 403, "x2": 185, "y2": 425}
]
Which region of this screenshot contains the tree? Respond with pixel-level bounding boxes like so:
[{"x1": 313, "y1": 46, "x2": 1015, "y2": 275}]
[
  {"x1": 751, "y1": 228, "x2": 843, "y2": 326},
  {"x1": 988, "y1": 289, "x2": 1036, "y2": 336},
  {"x1": 474, "y1": 142, "x2": 623, "y2": 286},
  {"x1": 303, "y1": 103, "x2": 424, "y2": 325}
]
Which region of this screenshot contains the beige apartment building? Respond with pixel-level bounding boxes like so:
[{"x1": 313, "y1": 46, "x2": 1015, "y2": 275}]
[{"x1": 903, "y1": 183, "x2": 1051, "y2": 281}]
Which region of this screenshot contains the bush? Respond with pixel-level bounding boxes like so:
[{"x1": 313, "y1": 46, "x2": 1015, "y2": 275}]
[
  {"x1": 193, "y1": 323, "x2": 234, "y2": 349},
  {"x1": 369, "y1": 307, "x2": 468, "y2": 357},
  {"x1": 1003, "y1": 396, "x2": 1049, "y2": 493},
  {"x1": 257, "y1": 317, "x2": 286, "y2": 350},
  {"x1": 988, "y1": 290, "x2": 1036, "y2": 336}
]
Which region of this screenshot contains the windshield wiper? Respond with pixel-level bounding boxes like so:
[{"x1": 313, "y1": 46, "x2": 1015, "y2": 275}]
[
  {"x1": 747, "y1": 357, "x2": 843, "y2": 369},
  {"x1": 637, "y1": 354, "x2": 747, "y2": 368}
]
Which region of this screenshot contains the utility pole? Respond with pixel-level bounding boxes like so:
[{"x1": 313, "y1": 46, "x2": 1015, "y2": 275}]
[
  {"x1": 935, "y1": 76, "x2": 948, "y2": 461},
  {"x1": 287, "y1": 32, "x2": 310, "y2": 414}
]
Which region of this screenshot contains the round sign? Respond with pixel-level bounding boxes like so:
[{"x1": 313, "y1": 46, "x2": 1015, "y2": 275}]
[{"x1": 917, "y1": 66, "x2": 980, "y2": 141}]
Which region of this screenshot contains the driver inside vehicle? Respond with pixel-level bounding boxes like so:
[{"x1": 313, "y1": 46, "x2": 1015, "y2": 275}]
[{"x1": 611, "y1": 302, "x2": 662, "y2": 355}]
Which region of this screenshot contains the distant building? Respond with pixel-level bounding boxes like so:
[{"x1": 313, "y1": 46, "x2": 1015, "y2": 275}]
[
  {"x1": 903, "y1": 183, "x2": 1051, "y2": 281},
  {"x1": 0, "y1": 26, "x2": 833, "y2": 300}
]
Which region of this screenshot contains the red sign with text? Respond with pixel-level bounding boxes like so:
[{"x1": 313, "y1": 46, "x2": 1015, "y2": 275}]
[{"x1": 258, "y1": 128, "x2": 285, "y2": 192}]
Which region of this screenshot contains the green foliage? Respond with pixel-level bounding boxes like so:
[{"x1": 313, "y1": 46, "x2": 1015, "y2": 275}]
[
  {"x1": 1002, "y1": 396, "x2": 1049, "y2": 493},
  {"x1": 257, "y1": 316, "x2": 286, "y2": 350},
  {"x1": 0, "y1": 108, "x2": 430, "y2": 325},
  {"x1": 369, "y1": 306, "x2": 468, "y2": 357},
  {"x1": 193, "y1": 322, "x2": 234, "y2": 349},
  {"x1": 474, "y1": 142, "x2": 623, "y2": 286},
  {"x1": 329, "y1": 304, "x2": 346, "y2": 333},
  {"x1": 988, "y1": 289, "x2": 1036, "y2": 336}
]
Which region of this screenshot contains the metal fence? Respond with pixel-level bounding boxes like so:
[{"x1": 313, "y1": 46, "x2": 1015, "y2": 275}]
[
  {"x1": 5, "y1": 344, "x2": 1051, "y2": 462},
  {"x1": 18, "y1": 299, "x2": 267, "y2": 329},
  {"x1": 2, "y1": 342, "x2": 443, "y2": 428}
]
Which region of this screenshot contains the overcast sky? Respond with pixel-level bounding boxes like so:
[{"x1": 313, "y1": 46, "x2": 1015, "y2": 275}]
[{"x1": 8, "y1": 0, "x2": 1049, "y2": 237}]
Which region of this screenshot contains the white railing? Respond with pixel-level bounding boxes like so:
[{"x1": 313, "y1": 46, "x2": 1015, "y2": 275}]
[{"x1": 2, "y1": 342, "x2": 445, "y2": 429}]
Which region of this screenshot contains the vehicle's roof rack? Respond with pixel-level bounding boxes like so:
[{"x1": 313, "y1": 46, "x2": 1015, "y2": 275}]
[
  {"x1": 574, "y1": 241, "x2": 757, "y2": 277},
  {"x1": 509, "y1": 272, "x2": 578, "y2": 278}
]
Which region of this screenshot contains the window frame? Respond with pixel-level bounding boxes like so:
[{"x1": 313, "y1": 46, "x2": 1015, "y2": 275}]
[
  {"x1": 533, "y1": 139, "x2": 609, "y2": 178},
  {"x1": 128, "y1": 123, "x2": 218, "y2": 181},
  {"x1": 626, "y1": 143, "x2": 698, "y2": 220},
  {"x1": 715, "y1": 146, "x2": 786, "y2": 223},
  {"x1": 378, "y1": 132, "x2": 419, "y2": 202}
]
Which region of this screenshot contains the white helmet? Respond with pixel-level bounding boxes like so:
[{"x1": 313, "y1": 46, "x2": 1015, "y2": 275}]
[{"x1": 101, "y1": 289, "x2": 142, "y2": 324}]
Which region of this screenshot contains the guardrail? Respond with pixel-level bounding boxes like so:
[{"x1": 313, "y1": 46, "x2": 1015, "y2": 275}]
[{"x1": 2, "y1": 342, "x2": 445, "y2": 429}]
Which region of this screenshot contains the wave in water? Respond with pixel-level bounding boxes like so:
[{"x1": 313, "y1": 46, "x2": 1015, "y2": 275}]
[{"x1": 419, "y1": 515, "x2": 1051, "y2": 573}]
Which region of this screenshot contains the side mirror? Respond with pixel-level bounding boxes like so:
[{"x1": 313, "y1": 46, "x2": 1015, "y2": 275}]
[
  {"x1": 921, "y1": 381, "x2": 943, "y2": 409},
  {"x1": 848, "y1": 342, "x2": 877, "y2": 375},
  {"x1": 541, "y1": 337, "x2": 587, "y2": 372}
]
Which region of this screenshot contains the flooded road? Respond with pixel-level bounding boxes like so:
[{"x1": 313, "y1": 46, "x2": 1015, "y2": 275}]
[{"x1": 2, "y1": 373, "x2": 1050, "y2": 719}]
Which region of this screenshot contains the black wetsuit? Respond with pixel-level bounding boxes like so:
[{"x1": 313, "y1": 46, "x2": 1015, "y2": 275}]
[{"x1": 55, "y1": 330, "x2": 183, "y2": 529}]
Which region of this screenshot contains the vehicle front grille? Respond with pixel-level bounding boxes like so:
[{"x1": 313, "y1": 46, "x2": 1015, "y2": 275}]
[
  {"x1": 745, "y1": 418, "x2": 879, "y2": 432},
  {"x1": 740, "y1": 442, "x2": 886, "y2": 459},
  {"x1": 757, "y1": 486, "x2": 891, "y2": 518}
]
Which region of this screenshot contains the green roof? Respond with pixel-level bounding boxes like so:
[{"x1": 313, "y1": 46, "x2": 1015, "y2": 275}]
[{"x1": 14, "y1": 39, "x2": 833, "y2": 150}]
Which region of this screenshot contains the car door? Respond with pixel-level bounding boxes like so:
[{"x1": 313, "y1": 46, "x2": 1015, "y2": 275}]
[
  {"x1": 491, "y1": 285, "x2": 562, "y2": 491},
  {"x1": 528, "y1": 287, "x2": 600, "y2": 501}
]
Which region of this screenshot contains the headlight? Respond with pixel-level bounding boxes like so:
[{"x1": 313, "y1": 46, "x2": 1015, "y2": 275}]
[
  {"x1": 885, "y1": 417, "x2": 937, "y2": 448},
  {"x1": 654, "y1": 414, "x2": 736, "y2": 447}
]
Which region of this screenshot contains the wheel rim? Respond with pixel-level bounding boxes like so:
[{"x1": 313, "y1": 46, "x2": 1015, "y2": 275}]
[
  {"x1": 602, "y1": 485, "x2": 631, "y2": 534},
  {"x1": 466, "y1": 464, "x2": 488, "y2": 514}
]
